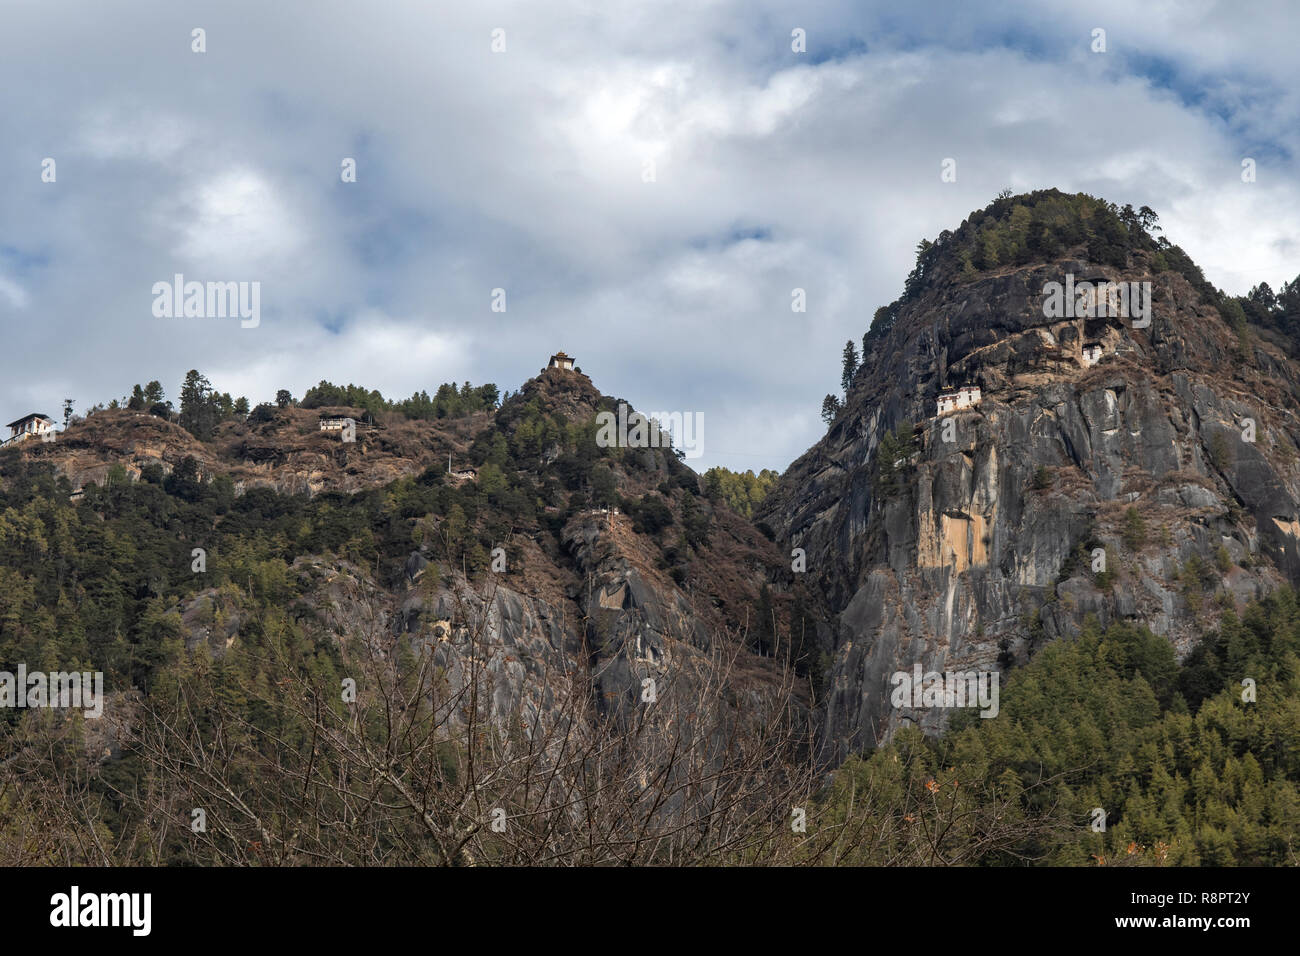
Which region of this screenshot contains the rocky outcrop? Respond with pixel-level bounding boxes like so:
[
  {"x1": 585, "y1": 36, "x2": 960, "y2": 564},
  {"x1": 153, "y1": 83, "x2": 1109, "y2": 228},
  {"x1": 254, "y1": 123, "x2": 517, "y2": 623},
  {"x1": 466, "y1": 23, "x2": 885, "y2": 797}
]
[
  {"x1": 760, "y1": 245, "x2": 1300, "y2": 762},
  {"x1": 380, "y1": 502, "x2": 797, "y2": 736},
  {"x1": 13, "y1": 405, "x2": 485, "y2": 498}
]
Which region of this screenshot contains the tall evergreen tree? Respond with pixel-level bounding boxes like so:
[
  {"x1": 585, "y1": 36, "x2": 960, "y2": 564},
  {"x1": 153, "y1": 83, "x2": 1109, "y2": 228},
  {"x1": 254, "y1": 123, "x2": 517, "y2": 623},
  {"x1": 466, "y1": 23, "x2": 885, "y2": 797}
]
[
  {"x1": 841, "y1": 340, "x2": 859, "y2": 393},
  {"x1": 821, "y1": 394, "x2": 841, "y2": 426},
  {"x1": 179, "y1": 369, "x2": 218, "y2": 440}
]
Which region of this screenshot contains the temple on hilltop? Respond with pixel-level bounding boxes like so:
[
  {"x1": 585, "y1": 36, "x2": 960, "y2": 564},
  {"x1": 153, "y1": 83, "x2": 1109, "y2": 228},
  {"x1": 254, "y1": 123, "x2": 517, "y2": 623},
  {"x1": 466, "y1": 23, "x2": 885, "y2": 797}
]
[
  {"x1": 3, "y1": 412, "x2": 55, "y2": 445},
  {"x1": 548, "y1": 350, "x2": 575, "y2": 371}
]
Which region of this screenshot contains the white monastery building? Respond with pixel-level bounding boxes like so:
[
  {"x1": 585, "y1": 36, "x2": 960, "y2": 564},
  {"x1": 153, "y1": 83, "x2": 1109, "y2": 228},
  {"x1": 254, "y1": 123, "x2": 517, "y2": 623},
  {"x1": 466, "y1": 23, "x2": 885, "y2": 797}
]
[
  {"x1": 935, "y1": 386, "x2": 982, "y2": 416},
  {"x1": 4, "y1": 413, "x2": 55, "y2": 445}
]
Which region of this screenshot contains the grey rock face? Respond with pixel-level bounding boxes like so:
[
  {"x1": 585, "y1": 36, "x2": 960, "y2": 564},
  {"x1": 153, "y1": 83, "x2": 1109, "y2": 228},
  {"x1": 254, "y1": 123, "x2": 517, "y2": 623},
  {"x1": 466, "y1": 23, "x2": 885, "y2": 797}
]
[
  {"x1": 250, "y1": 513, "x2": 795, "y2": 744},
  {"x1": 398, "y1": 582, "x2": 579, "y2": 732},
  {"x1": 404, "y1": 550, "x2": 429, "y2": 584},
  {"x1": 760, "y1": 256, "x2": 1300, "y2": 763}
]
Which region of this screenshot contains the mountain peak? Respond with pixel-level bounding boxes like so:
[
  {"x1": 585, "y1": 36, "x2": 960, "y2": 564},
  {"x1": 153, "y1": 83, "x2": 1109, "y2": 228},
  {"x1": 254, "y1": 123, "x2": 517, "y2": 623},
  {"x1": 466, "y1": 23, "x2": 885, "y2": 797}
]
[
  {"x1": 863, "y1": 189, "x2": 1218, "y2": 354},
  {"x1": 760, "y1": 189, "x2": 1300, "y2": 758}
]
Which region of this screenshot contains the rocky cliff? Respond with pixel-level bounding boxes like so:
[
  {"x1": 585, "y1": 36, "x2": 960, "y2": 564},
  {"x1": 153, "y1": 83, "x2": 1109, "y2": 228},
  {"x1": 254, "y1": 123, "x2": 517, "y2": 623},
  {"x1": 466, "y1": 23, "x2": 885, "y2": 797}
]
[
  {"x1": 758, "y1": 191, "x2": 1300, "y2": 761},
  {"x1": 13, "y1": 367, "x2": 806, "y2": 751},
  {"x1": 19, "y1": 403, "x2": 485, "y2": 497}
]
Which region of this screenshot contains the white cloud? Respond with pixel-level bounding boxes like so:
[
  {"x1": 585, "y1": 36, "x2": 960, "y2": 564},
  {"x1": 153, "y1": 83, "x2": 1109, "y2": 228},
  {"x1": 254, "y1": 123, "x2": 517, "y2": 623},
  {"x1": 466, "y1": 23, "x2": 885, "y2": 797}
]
[
  {"x1": 1, "y1": 0, "x2": 1298, "y2": 473},
  {"x1": 0, "y1": 277, "x2": 28, "y2": 310},
  {"x1": 177, "y1": 168, "x2": 305, "y2": 271},
  {"x1": 79, "y1": 107, "x2": 192, "y2": 163}
]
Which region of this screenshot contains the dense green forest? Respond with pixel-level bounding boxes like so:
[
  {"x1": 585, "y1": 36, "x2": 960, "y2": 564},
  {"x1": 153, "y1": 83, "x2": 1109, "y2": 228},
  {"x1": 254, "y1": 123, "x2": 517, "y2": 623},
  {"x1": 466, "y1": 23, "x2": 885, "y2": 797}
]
[
  {"x1": 94, "y1": 373, "x2": 504, "y2": 442},
  {"x1": 702, "y1": 466, "x2": 779, "y2": 518},
  {"x1": 299, "y1": 379, "x2": 501, "y2": 421},
  {"x1": 820, "y1": 603, "x2": 1300, "y2": 865}
]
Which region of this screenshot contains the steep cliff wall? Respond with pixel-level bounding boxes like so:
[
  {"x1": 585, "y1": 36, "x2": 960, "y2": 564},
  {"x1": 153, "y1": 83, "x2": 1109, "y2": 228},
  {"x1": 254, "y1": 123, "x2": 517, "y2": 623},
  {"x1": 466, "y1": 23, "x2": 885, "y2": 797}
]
[{"x1": 760, "y1": 204, "x2": 1300, "y2": 761}]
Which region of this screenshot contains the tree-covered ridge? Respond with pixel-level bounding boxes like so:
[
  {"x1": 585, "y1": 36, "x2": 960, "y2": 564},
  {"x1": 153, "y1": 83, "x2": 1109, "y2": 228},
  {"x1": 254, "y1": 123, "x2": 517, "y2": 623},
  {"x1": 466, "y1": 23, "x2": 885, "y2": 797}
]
[
  {"x1": 300, "y1": 380, "x2": 501, "y2": 421},
  {"x1": 87, "y1": 373, "x2": 504, "y2": 444},
  {"x1": 1231, "y1": 277, "x2": 1300, "y2": 354},
  {"x1": 0, "y1": 375, "x2": 744, "y2": 701},
  {"x1": 102, "y1": 372, "x2": 252, "y2": 441},
  {"x1": 819, "y1": 596, "x2": 1300, "y2": 865},
  {"x1": 0, "y1": 373, "x2": 818, "y2": 865},
  {"x1": 862, "y1": 189, "x2": 1209, "y2": 356},
  {"x1": 702, "y1": 467, "x2": 779, "y2": 518}
]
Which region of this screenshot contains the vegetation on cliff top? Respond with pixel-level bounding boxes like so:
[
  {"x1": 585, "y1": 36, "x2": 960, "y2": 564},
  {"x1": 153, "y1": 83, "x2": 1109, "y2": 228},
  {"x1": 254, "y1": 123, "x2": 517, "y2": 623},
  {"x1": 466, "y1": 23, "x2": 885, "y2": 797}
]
[
  {"x1": 819, "y1": 188, "x2": 1300, "y2": 427},
  {"x1": 702, "y1": 466, "x2": 779, "y2": 518},
  {"x1": 97, "y1": 372, "x2": 505, "y2": 442},
  {"x1": 819, "y1": 594, "x2": 1300, "y2": 866}
]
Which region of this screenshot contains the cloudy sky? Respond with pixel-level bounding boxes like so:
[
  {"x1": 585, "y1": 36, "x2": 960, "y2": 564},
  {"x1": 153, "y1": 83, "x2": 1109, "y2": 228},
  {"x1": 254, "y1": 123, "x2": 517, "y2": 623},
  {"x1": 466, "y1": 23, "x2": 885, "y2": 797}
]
[{"x1": 1, "y1": 0, "x2": 1297, "y2": 472}]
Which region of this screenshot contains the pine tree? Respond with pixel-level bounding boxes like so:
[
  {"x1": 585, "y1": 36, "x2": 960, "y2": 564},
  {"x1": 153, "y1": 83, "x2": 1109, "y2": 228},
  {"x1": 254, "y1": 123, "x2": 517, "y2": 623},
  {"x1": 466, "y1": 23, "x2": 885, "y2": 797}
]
[
  {"x1": 179, "y1": 369, "x2": 218, "y2": 440},
  {"x1": 821, "y1": 394, "x2": 841, "y2": 426},
  {"x1": 841, "y1": 340, "x2": 859, "y2": 393}
]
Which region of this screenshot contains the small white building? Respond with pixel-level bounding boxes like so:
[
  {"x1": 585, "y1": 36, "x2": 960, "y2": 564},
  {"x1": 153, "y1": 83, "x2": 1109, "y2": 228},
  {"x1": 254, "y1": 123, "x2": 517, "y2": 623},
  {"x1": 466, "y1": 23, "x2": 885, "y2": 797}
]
[
  {"x1": 1081, "y1": 342, "x2": 1104, "y2": 367},
  {"x1": 936, "y1": 385, "x2": 981, "y2": 416},
  {"x1": 445, "y1": 453, "x2": 477, "y2": 481},
  {"x1": 319, "y1": 416, "x2": 351, "y2": 431},
  {"x1": 4, "y1": 413, "x2": 55, "y2": 445},
  {"x1": 548, "y1": 350, "x2": 575, "y2": 371}
]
